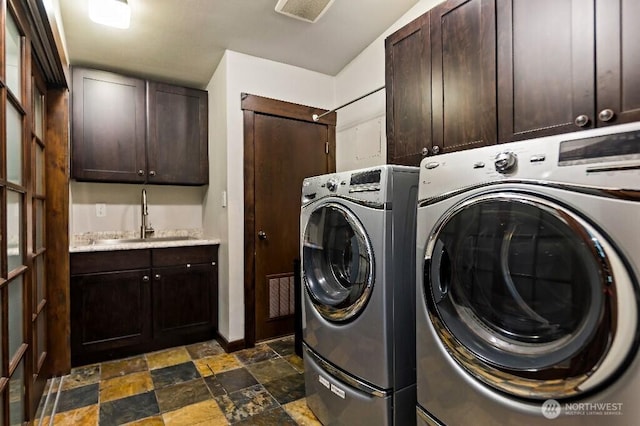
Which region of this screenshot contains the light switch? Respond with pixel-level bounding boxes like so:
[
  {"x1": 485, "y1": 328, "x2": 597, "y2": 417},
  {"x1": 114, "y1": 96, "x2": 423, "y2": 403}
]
[{"x1": 96, "y1": 203, "x2": 107, "y2": 217}]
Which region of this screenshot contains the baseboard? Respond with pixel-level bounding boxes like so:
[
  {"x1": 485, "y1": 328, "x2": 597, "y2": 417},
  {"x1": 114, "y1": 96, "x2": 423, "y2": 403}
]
[{"x1": 216, "y1": 333, "x2": 246, "y2": 353}]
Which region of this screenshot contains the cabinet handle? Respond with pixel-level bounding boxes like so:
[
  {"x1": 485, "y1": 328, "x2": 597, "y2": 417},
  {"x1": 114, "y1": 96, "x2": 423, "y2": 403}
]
[
  {"x1": 574, "y1": 114, "x2": 590, "y2": 127},
  {"x1": 154, "y1": 274, "x2": 161, "y2": 280},
  {"x1": 432, "y1": 145, "x2": 441, "y2": 155},
  {"x1": 138, "y1": 169, "x2": 145, "y2": 176},
  {"x1": 598, "y1": 108, "x2": 615, "y2": 122},
  {"x1": 421, "y1": 147, "x2": 429, "y2": 157},
  {"x1": 142, "y1": 275, "x2": 150, "y2": 282},
  {"x1": 149, "y1": 170, "x2": 156, "y2": 177}
]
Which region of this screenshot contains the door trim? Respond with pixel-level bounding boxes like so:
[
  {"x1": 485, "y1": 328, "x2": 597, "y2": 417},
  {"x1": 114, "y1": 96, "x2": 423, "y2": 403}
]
[{"x1": 241, "y1": 93, "x2": 336, "y2": 348}]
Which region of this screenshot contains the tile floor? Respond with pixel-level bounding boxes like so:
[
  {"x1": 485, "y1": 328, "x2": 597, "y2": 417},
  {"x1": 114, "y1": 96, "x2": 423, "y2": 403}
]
[{"x1": 34, "y1": 336, "x2": 321, "y2": 425}]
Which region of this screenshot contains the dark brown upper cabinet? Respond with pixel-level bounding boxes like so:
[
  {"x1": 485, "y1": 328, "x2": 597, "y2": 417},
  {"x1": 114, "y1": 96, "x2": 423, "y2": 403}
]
[
  {"x1": 72, "y1": 68, "x2": 147, "y2": 183},
  {"x1": 147, "y1": 82, "x2": 209, "y2": 185},
  {"x1": 431, "y1": 0, "x2": 497, "y2": 153},
  {"x1": 385, "y1": 13, "x2": 432, "y2": 166},
  {"x1": 594, "y1": 0, "x2": 640, "y2": 128},
  {"x1": 497, "y1": 0, "x2": 640, "y2": 142},
  {"x1": 385, "y1": 0, "x2": 497, "y2": 163},
  {"x1": 72, "y1": 67, "x2": 209, "y2": 185}
]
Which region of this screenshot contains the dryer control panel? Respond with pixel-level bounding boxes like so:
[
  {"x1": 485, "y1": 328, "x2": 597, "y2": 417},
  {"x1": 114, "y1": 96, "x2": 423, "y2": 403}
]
[{"x1": 418, "y1": 122, "x2": 640, "y2": 201}]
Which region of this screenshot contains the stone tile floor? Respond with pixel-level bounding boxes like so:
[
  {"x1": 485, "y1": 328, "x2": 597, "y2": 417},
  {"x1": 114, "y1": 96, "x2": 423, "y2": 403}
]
[{"x1": 34, "y1": 335, "x2": 321, "y2": 425}]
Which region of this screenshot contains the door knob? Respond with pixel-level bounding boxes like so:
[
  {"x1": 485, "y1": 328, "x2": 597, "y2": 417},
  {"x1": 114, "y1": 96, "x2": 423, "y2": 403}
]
[
  {"x1": 258, "y1": 231, "x2": 267, "y2": 240},
  {"x1": 598, "y1": 108, "x2": 615, "y2": 122},
  {"x1": 574, "y1": 114, "x2": 590, "y2": 127}
]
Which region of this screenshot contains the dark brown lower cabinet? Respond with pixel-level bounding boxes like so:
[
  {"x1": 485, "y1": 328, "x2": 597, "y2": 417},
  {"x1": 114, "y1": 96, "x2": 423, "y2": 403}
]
[
  {"x1": 70, "y1": 245, "x2": 218, "y2": 366},
  {"x1": 153, "y1": 263, "x2": 218, "y2": 342}
]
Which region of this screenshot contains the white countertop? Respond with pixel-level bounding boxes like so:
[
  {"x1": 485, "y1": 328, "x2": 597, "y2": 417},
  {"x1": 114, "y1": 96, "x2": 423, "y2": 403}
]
[{"x1": 70, "y1": 238, "x2": 221, "y2": 253}]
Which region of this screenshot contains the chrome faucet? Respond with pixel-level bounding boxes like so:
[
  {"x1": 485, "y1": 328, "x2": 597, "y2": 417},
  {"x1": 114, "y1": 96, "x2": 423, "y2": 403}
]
[{"x1": 140, "y1": 188, "x2": 155, "y2": 239}]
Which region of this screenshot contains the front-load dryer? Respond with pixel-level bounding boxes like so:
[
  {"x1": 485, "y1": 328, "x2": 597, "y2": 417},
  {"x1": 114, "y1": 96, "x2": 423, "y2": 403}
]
[
  {"x1": 301, "y1": 165, "x2": 419, "y2": 425},
  {"x1": 416, "y1": 123, "x2": 640, "y2": 425}
]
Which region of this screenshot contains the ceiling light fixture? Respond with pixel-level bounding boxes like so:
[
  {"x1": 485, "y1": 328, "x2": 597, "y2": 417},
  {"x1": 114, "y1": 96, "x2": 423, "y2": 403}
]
[{"x1": 89, "y1": 0, "x2": 131, "y2": 29}]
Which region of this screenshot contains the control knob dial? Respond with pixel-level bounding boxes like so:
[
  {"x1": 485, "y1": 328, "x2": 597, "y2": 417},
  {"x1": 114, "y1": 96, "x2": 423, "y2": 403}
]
[
  {"x1": 326, "y1": 178, "x2": 339, "y2": 192},
  {"x1": 494, "y1": 151, "x2": 517, "y2": 173}
]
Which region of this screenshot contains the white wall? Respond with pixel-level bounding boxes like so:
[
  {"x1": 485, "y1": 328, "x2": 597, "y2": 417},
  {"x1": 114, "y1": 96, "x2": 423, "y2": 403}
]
[
  {"x1": 203, "y1": 52, "x2": 230, "y2": 341},
  {"x1": 70, "y1": 182, "x2": 205, "y2": 237},
  {"x1": 203, "y1": 50, "x2": 334, "y2": 342},
  {"x1": 335, "y1": 0, "x2": 444, "y2": 171}
]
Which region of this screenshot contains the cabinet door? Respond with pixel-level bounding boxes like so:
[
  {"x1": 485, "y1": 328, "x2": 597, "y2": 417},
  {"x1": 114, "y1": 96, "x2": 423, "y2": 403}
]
[
  {"x1": 385, "y1": 13, "x2": 432, "y2": 166},
  {"x1": 71, "y1": 68, "x2": 147, "y2": 183},
  {"x1": 70, "y1": 269, "x2": 151, "y2": 366},
  {"x1": 152, "y1": 263, "x2": 218, "y2": 342},
  {"x1": 497, "y1": 0, "x2": 595, "y2": 141},
  {"x1": 147, "y1": 82, "x2": 209, "y2": 185},
  {"x1": 431, "y1": 0, "x2": 496, "y2": 153},
  {"x1": 595, "y1": 0, "x2": 640, "y2": 126}
]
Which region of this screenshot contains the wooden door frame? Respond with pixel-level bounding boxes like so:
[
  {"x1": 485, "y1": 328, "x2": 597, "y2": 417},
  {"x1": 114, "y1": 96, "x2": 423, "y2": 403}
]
[{"x1": 241, "y1": 93, "x2": 336, "y2": 348}]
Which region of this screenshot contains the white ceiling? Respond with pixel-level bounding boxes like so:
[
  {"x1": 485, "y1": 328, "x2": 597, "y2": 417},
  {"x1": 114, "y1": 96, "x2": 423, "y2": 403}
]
[{"x1": 58, "y1": 0, "x2": 420, "y2": 89}]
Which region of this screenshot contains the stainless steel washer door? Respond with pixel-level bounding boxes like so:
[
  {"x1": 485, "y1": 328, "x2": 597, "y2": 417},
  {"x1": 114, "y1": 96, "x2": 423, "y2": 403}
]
[
  {"x1": 303, "y1": 202, "x2": 374, "y2": 322},
  {"x1": 424, "y1": 192, "x2": 638, "y2": 400}
]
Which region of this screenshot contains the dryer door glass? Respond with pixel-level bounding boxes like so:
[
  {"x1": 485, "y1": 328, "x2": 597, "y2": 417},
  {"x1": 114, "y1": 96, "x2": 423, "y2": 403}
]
[
  {"x1": 424, "y1": 193, "x2": 637, "y2": 399},
  {"x1": 303, "y1": 202, "x2": 374, "y2": 322}
]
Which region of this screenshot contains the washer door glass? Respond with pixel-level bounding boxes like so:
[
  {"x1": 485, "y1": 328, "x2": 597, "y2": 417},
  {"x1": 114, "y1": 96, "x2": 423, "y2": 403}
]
[
  {"x1": 303, "y1": 202, "x2": 374, "y2": 322},
  {"x1": 425, "y1": 192, "x2": 637, "y2": 399}
]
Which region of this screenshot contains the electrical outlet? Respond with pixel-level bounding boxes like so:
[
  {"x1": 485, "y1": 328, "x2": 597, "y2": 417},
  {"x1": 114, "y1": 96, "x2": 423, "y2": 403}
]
[{"x1": 96, "y1": 203, "x2": 106, "y2": 217}]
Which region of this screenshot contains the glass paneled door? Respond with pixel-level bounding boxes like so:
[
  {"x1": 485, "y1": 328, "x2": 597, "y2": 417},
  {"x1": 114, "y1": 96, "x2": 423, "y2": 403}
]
[
  {"x1": 2, "y1": 8, "x2": 29, "y2": 425},
  {"x1": 0, "y1": 3, "x2": 52, "y2": 424}
]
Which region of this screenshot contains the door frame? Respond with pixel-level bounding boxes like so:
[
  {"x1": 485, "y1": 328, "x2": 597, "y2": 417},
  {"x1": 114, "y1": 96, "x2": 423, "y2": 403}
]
[{"x1": 241, "y1": 93, "x2": 336, "y2": 348}]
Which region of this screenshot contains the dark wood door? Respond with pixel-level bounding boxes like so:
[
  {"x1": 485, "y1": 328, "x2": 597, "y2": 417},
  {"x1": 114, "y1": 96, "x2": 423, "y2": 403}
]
[
  {"x1": 253, "y1": 114, "x2": 330, "y2": 341},
  {"x1": 497, "y1": 0, "x2": 595, "y2": 141},
  {"x1": 431, "y1": 0, "x2": 497, "y2": 153},
  {"x1": 152, "y1": 263, "x2": 217, "y2": 341},
  {"x1": 147, "y1": 82, "x2": 209, "y2": 185},
  {"x1": 70, "y1": 269, "x2": 151, "y2": 366},
  {"x1": 385, "y1": 12, "x2": 432, "y2": 166},
  {"x1": 595, "y1": 0, "x2": 640, "y2": 126},
  {"x1": 242, "y1": 94, "x2": 336, "y2": 345},
  {"x1": 71, "y1": 67, "x2": 146, "y2": 182}
]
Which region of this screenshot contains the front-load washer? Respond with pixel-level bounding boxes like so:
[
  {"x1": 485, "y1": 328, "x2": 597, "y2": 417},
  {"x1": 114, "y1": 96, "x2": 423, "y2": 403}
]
[
  {"x1": 300, "y1": 165, "x2": 419, "y2": 425},
  {"x1": 415, "y1": 123, "x2": 640, "y2": 425}
]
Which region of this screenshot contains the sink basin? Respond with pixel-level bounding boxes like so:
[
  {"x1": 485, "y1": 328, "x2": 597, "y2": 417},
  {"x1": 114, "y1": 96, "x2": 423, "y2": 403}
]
[{"x1": 90, "y1": 236, "x2": 198, "y2": 245}]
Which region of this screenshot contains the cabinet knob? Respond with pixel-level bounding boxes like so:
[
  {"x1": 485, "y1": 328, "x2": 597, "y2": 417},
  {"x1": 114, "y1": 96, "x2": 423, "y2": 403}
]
[
  {"x1": 258, "y1": 230, "x2": 267, "y2": 240},
  {"x1": 212, "y1": 262, "x2": 216, "y2": 266},
  {"x1": 154, "y1": 274, "x2": 161, "y2": 280},
  {"x1": 574, "y1": 114, "x2": 590, "y2": 127},
  {"x1": 142, "y1": 275, "x2": 150, "y2": 282},
  {"x1": 149, "y1": 170, "x2": 156, "y2": 177},
  {"x1": 138, "y1": 170, "x2": 145, "y2": 176},
  {"x1": 186, "y1": 263, "x2": 191, "y2": 268},
  {"x1": 432, "y1": 145, "x2": 441, "y2": 155},
  {"x1": 598, "y1": 108, "x2": 615, "y2": 122},
  {"x1": 421, "y1": 147, "x2": 429, "y2": 157}
]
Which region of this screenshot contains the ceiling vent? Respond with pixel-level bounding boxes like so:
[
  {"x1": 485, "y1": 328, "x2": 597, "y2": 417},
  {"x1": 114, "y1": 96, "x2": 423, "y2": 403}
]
[{"x1": 274, "y1": 0, "x2": 336, "y2": 23}]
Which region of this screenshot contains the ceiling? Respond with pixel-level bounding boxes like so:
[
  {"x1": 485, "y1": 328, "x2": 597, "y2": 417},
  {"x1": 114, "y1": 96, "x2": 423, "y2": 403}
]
[{"x1": 58, "y1": 0, "x2": 420, "y2": 89}]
